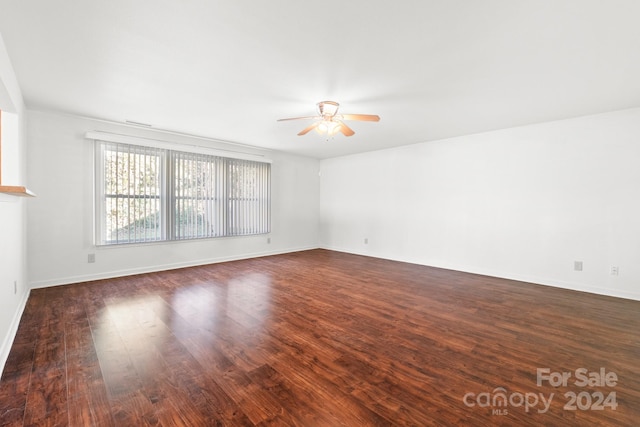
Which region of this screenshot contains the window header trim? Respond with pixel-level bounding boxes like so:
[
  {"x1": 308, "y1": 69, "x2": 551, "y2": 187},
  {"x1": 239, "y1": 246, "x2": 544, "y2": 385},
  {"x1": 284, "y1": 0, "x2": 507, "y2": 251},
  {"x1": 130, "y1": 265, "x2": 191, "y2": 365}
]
[{"x1": 85, "y1": 130, "x2": 272, "y2": 164}]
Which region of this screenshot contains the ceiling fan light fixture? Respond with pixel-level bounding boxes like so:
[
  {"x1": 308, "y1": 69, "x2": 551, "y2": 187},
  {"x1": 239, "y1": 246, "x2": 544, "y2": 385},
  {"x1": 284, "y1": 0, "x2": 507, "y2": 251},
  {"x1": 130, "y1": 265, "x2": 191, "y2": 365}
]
[
  {"x1": 316, "y1": 120, "x2": 341, "y2": 136},
  {"x1": 328, "y1": 122, "x2": 342, "y2": 136}
]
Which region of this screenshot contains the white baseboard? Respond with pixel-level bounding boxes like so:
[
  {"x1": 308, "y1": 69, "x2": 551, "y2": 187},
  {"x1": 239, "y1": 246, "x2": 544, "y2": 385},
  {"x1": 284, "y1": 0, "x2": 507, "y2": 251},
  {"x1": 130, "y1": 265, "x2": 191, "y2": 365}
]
[
  {"x1": 320, "y1": 245, "x2": 640, "y2": 302},
  {"x1": 0, "y1": 288, "x2": 31, "y2": 378},
  {"x1": 29, "y1": 246, "x2": 319, "y2": 289}
]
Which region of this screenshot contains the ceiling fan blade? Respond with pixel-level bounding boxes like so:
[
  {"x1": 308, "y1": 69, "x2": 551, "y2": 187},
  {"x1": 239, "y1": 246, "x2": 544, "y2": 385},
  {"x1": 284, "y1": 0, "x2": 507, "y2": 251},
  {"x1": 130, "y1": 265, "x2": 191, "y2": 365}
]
[
  {"x1": 298, "y1": 122, "x2": 320, "y2": 135},
  {"x1": 339, "y1": 122, "x2": 355, "y2": 136},
  {"x1": 277, "y1": 116, "x2": 319, "y2": 122},
  {"x1": 341, "y1": 114, "x2": 380, "y2": 122}
]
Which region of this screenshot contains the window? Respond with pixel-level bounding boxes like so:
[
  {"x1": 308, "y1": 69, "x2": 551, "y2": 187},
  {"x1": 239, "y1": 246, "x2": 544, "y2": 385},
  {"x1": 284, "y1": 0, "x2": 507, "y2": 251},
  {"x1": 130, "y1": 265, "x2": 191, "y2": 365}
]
[{"x1": 95, "y1": 140, "x2": 270, "y2": 245}]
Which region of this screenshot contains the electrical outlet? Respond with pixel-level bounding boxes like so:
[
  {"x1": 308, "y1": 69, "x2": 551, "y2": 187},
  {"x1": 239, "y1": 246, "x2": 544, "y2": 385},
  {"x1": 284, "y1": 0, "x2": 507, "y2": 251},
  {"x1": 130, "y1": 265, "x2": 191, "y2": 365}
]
[
  {"x1": 14, "y1": 281, "x2": 17, "y2": 294},
  {"x1": 364, "y1": 238, "x2": 368, "y2": 244},
  {"x1": 88, "y1": 253, "x2": 96, "y2": 263},
  {"x1": 611, "y1": 266, "x2": 619, "y2": 276},
  {"x1": 574, "y1": 261, "x2": 583, "y2": 271},
  {"x1": 267, "y1": 237, "x2": 271, "y2": 244}
]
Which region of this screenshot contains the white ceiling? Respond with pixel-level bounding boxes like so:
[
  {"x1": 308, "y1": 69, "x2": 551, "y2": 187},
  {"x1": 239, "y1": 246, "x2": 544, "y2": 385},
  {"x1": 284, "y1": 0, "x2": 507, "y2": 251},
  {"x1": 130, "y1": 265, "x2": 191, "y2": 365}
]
[{"x1": 1, "y1": 1, "x2": 639, "y2": 159}]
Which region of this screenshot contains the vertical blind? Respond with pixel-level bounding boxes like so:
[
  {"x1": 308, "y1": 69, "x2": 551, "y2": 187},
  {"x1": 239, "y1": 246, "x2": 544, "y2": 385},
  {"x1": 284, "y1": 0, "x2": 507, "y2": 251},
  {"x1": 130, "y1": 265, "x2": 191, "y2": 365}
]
[
  {"x1": 172, "y1": 151, "x2": 226, "y2": 240},
  {"x1": 96, "y1": 141, "x2": 271, "y2": 245},
  {"x1": 227, "y1": 158, "x2": 272, "y2": 236}
]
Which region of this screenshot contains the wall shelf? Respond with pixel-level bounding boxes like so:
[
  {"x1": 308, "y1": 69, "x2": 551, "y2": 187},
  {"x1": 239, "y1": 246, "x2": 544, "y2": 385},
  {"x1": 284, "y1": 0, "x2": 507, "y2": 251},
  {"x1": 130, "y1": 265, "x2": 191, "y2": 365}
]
[{"x1": 0, "y1": 185, "x2": 36, "y2": 197}]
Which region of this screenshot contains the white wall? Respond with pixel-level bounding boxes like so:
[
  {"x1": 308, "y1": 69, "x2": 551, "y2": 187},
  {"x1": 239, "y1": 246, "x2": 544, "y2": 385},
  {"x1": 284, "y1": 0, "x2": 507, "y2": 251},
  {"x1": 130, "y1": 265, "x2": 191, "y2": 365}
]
[
  {"x1": 0, "y1": 32, "x2": 29, "y2": 374},
  {"x1": 320, "y1": 108, "x2": 640, "y2": 300},
  {"x1": 27, "y1": 110, "x2": 320, "y2": 288}
]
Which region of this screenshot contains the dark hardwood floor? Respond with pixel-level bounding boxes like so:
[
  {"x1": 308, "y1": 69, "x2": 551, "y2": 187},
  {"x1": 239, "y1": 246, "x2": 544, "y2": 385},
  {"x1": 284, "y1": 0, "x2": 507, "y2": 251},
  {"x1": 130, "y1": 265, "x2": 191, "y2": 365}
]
[{"x1": 1, "y1": 249, "x2": 639, "y2": 426}]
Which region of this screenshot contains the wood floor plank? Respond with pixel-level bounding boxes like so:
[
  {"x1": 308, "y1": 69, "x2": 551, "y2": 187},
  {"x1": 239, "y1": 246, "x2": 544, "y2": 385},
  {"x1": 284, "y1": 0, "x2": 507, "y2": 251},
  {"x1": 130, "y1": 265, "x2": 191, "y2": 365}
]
[
  {"x1": 2, "y1": 249, "x2": 640, "y2": 425},
  {"x1": 63, "y1": 285, "x2": 115, "y2": 427},
  {"x1": 0, "y1": 343, "x2": 35, "y2": 426},
  {"x1": 22, "y1": 338, "x2": 67, "y2": 426}
]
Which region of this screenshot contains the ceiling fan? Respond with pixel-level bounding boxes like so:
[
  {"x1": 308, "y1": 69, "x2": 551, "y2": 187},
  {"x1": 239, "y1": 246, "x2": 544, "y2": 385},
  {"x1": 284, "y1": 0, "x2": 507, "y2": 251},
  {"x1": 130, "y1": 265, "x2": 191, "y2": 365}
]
[{"x1": 278, "y1": 101, "x2": 380, "y2": 137}]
